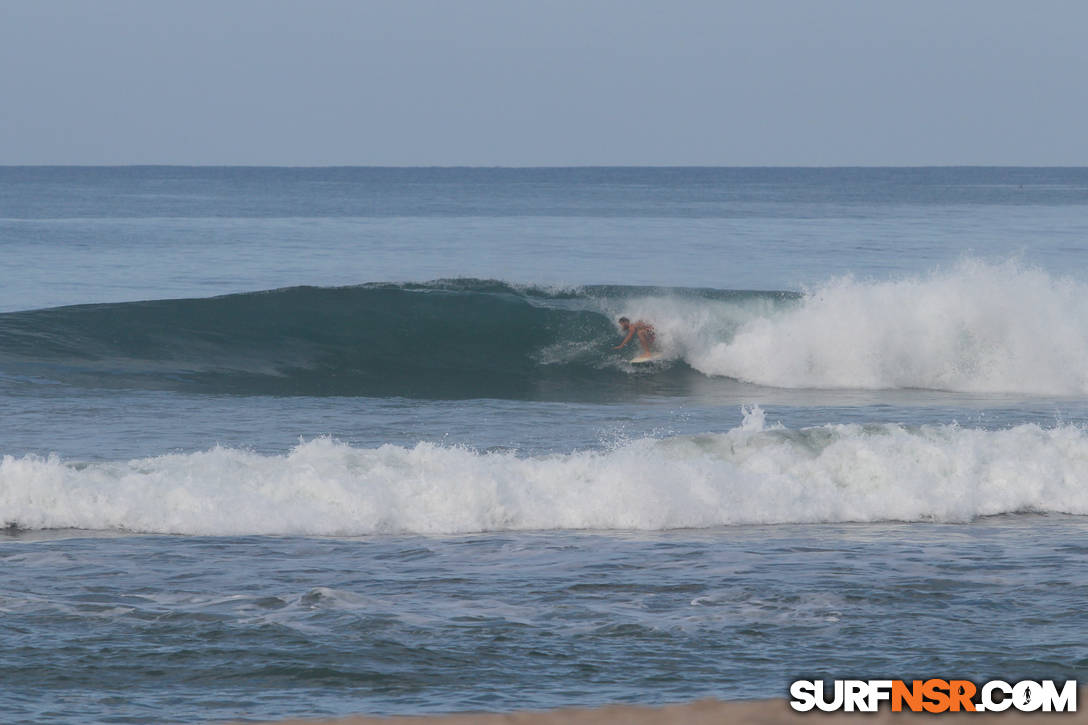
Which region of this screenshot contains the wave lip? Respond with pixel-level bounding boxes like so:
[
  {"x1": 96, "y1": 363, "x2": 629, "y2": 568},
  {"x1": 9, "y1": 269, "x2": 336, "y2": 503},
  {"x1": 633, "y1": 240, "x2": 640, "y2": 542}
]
[{"x1": 4, "y1": 410, "x2": 1087, "y2": 536}]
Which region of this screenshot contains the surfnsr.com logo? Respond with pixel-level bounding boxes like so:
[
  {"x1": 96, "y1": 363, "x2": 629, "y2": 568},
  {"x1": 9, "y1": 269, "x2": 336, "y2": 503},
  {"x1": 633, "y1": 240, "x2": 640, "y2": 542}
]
[{"x1": 790, "y1": 679, "x2": 1077, "y2": 713}]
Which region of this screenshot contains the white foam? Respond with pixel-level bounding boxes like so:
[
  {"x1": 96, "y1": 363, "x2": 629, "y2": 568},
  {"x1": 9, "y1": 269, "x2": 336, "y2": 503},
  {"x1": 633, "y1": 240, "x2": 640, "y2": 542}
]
[
  {"x1": 622, "y1": 260, "x2": 1088, "y2": 394},
  {"x1": 4, "y1": 411, "x2": 1087, "y2": 535}
]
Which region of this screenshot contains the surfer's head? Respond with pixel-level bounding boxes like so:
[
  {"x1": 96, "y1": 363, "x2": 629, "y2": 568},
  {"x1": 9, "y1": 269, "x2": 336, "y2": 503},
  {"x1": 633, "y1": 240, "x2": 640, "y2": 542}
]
[{"x1": 618, "y1": 317, "x2": 630, "y2": 329}]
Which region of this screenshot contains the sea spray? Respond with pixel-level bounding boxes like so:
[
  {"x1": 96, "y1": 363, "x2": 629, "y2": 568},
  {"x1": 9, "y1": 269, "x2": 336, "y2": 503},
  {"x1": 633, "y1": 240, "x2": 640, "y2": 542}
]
[{"x1": 685, "y1": 260, "x2": 1088, "y2": 393}]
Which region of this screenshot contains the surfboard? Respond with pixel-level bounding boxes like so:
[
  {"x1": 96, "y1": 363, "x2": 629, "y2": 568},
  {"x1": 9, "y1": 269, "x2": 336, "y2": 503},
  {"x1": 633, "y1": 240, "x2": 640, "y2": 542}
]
[{"x1": 630, "y1": 353, "x2": 664, "y2": 364}]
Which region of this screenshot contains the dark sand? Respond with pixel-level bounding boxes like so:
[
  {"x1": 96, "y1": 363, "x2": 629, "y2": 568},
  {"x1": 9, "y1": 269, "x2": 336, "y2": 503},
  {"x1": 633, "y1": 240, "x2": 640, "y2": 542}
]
[{"x1": 266, "y1": 695, "x2": 1087, "y2": 725}]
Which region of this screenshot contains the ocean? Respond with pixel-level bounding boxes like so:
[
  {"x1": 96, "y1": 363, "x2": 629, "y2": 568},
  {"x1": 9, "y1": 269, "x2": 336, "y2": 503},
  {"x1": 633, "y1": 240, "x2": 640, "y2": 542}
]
[{"x1": 2, "y1": 166, "x2": 1088, "y2": 723}]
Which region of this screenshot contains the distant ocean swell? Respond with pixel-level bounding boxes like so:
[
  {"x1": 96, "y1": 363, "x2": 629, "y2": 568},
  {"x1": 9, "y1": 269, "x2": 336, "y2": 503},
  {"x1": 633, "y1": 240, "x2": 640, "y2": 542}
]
[
  {"x1": 2, "y1": 260, "x2": 1086, "y2": 397},
  {"x1": 4, "y1": 408, "x2": 1087, "y2": 535}
]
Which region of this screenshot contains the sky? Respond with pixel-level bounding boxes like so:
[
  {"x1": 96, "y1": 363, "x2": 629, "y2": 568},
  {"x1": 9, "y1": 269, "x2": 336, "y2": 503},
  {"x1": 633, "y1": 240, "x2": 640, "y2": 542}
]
[{"x1": 2, "y1": 0, "x2": 1087, "y2": 166}]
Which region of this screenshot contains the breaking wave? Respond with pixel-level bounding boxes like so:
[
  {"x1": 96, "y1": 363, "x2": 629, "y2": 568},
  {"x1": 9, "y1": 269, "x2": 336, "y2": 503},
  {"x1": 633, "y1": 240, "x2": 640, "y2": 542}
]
[
  {"x1": 2, "y1": 260, "x2": 1086, "y2": 398},
  {"x1": 3, "y1": 408, "x2": 1087, "y2": 535}
]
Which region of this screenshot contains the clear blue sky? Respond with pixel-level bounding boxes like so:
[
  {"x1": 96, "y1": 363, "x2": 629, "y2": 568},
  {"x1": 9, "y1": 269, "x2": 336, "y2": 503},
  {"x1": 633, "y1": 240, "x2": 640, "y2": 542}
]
[{"x1": 2, "y1": 0, "x2": 1086, "y2": 165}]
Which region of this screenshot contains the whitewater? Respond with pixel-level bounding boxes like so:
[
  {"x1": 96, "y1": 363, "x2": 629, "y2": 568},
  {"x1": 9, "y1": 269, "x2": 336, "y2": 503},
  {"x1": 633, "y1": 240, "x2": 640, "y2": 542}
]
[
  {"x1": 5, "y1": 407, "x2": 1087, "y2": 535},
  {"x1": 682, "y1": 260, "x2": 1088, "y2": 394}
]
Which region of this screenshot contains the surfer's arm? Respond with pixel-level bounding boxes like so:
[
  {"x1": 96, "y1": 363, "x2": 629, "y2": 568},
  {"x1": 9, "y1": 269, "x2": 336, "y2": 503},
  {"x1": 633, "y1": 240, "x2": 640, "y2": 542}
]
[{"x1": 614, "y1": 329, "x2": 635, "y2": 349}]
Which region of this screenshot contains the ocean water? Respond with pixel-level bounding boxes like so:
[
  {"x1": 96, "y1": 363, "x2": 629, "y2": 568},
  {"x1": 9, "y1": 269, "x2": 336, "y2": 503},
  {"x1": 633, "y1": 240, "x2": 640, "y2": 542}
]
[{"x1": 2, "y1": 167, "x2": 1088, "y2": 723}]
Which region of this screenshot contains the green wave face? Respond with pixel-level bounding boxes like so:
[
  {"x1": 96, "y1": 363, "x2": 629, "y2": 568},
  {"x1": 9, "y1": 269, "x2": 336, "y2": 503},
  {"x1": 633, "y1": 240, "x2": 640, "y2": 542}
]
[{"x1": 0, "y1": 281, "x2": 793, "y2": 400}]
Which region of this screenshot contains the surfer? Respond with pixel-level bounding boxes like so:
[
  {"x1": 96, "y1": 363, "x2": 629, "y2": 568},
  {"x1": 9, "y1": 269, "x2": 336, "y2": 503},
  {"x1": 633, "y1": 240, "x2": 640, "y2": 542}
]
[{"x1": 614, "y1": 317, "x2": 656, "y2": 356}]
